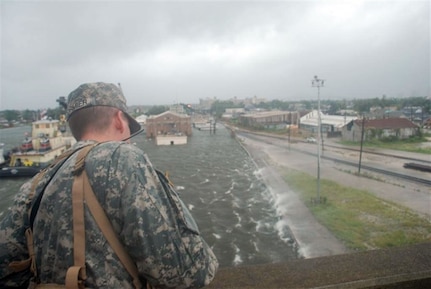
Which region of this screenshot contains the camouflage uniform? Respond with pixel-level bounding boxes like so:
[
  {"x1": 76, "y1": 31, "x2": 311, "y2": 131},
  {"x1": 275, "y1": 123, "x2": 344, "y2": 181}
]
[{"x1": 0, "y1": 82, "x2": 218, "y2": 288}]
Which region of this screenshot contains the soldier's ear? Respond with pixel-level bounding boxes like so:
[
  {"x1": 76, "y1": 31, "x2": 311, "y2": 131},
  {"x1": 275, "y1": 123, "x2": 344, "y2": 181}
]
[{"x1": 113, "y1": 110, "x2": 128, "y2": 132}]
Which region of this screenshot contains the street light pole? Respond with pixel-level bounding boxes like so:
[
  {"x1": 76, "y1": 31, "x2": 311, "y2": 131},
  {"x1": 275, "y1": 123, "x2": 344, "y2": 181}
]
[{"x1": 312, "y1": 75, "x2": 324, "y2": 204}]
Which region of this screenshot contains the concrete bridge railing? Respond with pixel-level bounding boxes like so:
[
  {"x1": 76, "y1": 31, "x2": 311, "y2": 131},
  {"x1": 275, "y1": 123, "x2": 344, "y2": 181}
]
[{"x1": 206, "y1": 242, "x2": 431, "y2": 289}]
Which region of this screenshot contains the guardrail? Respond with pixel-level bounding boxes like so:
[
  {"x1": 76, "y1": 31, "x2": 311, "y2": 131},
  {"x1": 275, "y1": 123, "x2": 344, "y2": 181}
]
[{"x1": 207, "y1": 242, "x2": 431, "y2": 289}]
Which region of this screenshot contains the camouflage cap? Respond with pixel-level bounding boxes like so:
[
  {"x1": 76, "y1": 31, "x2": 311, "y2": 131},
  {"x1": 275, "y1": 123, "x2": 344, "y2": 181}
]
[{"x1": 66, "y1": 82, "x2": 141, "y2": 134}]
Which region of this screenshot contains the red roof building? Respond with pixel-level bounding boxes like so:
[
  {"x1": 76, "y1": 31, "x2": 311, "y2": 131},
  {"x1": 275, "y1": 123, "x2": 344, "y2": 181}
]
[{"x1": 342, "y1": 117, "x2": 419, "y2": 142}]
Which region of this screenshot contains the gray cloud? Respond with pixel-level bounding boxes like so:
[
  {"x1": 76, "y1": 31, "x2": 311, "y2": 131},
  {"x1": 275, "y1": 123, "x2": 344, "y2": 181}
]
[{"x1": 1, "y1": 0, "x2": 429, "y2": 110}]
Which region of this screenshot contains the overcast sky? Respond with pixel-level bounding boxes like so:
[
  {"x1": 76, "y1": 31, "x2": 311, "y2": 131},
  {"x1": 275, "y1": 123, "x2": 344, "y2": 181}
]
[{"x1": 1, "y1": 0, "x2": 429, "y2": 110}]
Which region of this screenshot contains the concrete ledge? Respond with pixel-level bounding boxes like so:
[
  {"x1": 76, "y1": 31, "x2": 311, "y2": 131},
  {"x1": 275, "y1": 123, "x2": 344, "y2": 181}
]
[{"x1": 207, "y1": 242, "x2": 431, "y2": 289}]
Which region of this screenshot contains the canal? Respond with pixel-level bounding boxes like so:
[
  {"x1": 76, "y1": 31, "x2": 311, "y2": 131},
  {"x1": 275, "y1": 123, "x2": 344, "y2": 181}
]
[{"x1": 0, "y1": 124, "x2": 298, "y2": 267}]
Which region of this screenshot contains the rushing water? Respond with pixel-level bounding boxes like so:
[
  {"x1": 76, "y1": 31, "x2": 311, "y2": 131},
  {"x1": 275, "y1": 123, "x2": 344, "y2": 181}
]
[{"x1": 0, "y1": 124, "x2": 297, "y2": 267}]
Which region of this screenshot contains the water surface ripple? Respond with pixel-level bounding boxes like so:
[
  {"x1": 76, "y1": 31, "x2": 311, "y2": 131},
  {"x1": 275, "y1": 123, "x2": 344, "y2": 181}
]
[{"x1": 0, "y1": 125, "x2": 297, "y2": 267}]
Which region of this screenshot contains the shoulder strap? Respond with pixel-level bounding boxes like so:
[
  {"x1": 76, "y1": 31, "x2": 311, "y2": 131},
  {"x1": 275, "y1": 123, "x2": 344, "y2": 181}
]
[
  {"x1": 64, "y1": 145, "x2": 97, "y2": 289},
  {"x1": 8, "y1": 145, "x2": 97, "y2": 281},
  {"x1": 29, "y1": 145, "x2": 96, "y2": 230},
  {"x1": 83, "y1": 171, "x2": 143, "y2": 289},
  {"x1": 72, "y1": 144, "x2": 143, "y2": 289}
]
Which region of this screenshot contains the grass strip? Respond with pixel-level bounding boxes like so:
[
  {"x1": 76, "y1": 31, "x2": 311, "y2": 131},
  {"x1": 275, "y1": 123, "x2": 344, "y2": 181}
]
[
  {"x1": 280, "y1": 168, "x2": 431, "y2": 251},
  {"x1": 339, "y1": 137, "x2": 431, "y2": 154}
]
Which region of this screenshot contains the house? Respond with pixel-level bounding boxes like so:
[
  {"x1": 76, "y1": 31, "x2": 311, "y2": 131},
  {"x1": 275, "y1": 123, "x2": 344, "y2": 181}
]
[
  {"x1": 423, "y1": 117, "x2": 431, "y2": 129},
  {"x1": 145, "y1": 111, "x2": 192, "y2": 139},
  {"x1": 342, "y1": 117, "x2": 419, "y2": 142}
]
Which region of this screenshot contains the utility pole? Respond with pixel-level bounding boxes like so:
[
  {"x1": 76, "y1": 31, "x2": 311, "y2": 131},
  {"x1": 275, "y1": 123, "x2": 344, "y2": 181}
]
[
  {"x1": 312, "y1": 75, "x2": 324, "y2": 204},
  {"x1": 358, "y1": 116, "x2": 365, "y2": 174}
]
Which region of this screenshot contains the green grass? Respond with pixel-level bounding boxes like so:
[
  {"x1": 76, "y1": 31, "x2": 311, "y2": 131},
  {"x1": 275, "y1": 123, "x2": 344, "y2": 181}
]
[
  {"x1": 281, "y1": 168, "x2": 431, "y2": 251},
  {"x1": 339, "y1": 136, "x2": 431, "y2": 154}
]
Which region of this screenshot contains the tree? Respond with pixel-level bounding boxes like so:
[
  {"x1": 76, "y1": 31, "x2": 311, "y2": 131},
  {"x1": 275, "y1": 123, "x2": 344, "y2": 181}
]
[
  {"x1": 326, "y1": 100, "x2": 341, "y2": 114},
  {"x1": 3, "y1": 110, "x2": 20, "y2": 126},
  {"x1": 210, "y1": 100, "x2": 239, "y2": 118},
  {"x1": 22, "y1": 109, "x2": 36, "y2": 123},
  {"x1": 352, "y1": 99, "x2": 372, "y2": 114},
  {"x1": 145, "y1": 105, "x2": 169, "y2": 116},
  {"x1": 46, "y1": 107, "x2": 63, "y2": 120}
]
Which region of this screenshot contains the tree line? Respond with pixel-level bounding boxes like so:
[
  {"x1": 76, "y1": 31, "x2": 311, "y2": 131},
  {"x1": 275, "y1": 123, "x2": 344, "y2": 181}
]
[
  {"x1": 1, "y1": 107, "x2": 65, "y2": 126},
  {"x1": 1, "y1": 95, "x2": 429, "y2": 125},
  {"x1": 210, "y1": 96, "x2": 430, "y2": 118}
]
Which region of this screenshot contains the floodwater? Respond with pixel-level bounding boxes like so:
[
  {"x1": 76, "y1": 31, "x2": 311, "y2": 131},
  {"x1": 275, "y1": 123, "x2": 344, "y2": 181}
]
[{"x1": 0, "y1": 124, "x2": 298, "y2": 267}]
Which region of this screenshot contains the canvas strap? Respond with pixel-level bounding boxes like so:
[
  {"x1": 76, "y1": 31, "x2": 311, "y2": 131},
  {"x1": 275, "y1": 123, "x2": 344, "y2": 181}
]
[
  {"x1": 63, "y1": 144, "x2": 98, "y2": 288},
  {"x1": 10, "y1": 143, "x2": 146, "y2": 288},
  {"x1": 82, "y1": 170, "x2": 143, "y2": 289},
  {"x1": 8, "y1": 145, "x2": 94, "y2": 279},
  {"x1": 71, "y1": 144, "x2": 143, "y2": 289}
]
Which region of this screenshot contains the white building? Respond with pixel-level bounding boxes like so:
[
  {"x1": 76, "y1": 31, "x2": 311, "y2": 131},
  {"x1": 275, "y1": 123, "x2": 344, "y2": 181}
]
[
  {"x1": 135, "y1": 114, "x2": 147, "y2": 126},
  {"x1": 300, "y1": 110, "x2": 357, "y2": 136}
]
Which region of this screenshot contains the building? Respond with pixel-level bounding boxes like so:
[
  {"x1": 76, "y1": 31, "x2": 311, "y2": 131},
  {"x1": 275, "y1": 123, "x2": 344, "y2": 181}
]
[
  {"x1": 300, "y1": 110, "x2": 357, "y2": 136},
  {"x1": 423, "y1": 117, "x2": 431, "y2": 129},
  {"x1": 342, "y1": 117, "x2": 419, "y2": 142},
  {"x1": 169, "y1": 103, "x2": 187, "y2": 115},
  {"x1": 145, "y1": 111, "x2": 192, "y2": 139},
  {"x1": 135, "y1": 114, "x2": 147, "y2": 127},
  {"x1": 221, "y1": 108, "x2": 245, "y2": 120},
  {"x1": 238, "y1": 110, "x2": 300, "y2": 129}
]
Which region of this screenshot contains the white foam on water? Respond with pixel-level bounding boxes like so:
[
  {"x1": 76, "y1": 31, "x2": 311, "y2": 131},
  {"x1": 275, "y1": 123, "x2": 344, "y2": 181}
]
[
  {"x1": 255, "y1": 220, "x2": 272, "y2": 234},
  {"x1": 212, "y1": 233, "x2": 222, "y2": 239},
  {"x1": 188, "y1": 204, "x2": 194, "y2": 211},
  {"x1": 273, "y1": 192, "x2": 291, "y2": 216},
  {"x1": 252, "y1": 167, "x2": 265, "y2": 178},
  {"x1": 270, "y1": 189, "x2": 298, "y2": 245},
  {"x1": 232, "y1": 244, "x2": 243, "y2": 266},
  {"x1": 233, "y1": 210, "x2": 242, "y2": 227},
  {"x1": 297, "y1": 245, "x2": 311, "y2": 258},
  {"x1": 232, "y1": 196, "x2": 241, "y2": 208},
  {"x1": 252, "y1": 241, "x2": 259, "y2": 252},
  {"x1": 275, "y1": 218, "x2": 292, "y2": 243},
  {"x1": 247, "y1": 197, "x2": 256, "y2": 207},
  {"x1": 246, "y1": 181, "x2": 254, "y2": 191},
  {"x1": 224, "y1": 181, "x2": 236, "y2": 194}
]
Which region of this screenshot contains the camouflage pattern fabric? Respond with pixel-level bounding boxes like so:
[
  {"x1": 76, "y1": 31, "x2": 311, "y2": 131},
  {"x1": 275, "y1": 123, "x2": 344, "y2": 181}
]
[
  {"x1": 0, "y1": 140, "x2": 218, "y2": 288},
  {"x1": 66, "y1": 82, "x2": 141, "y2": 135}
]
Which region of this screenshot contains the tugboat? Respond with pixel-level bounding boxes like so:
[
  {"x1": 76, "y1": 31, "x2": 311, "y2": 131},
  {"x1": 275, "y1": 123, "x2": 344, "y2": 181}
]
[{"x1": 0, "y1": 119, "x2": 76, "y2": 178}]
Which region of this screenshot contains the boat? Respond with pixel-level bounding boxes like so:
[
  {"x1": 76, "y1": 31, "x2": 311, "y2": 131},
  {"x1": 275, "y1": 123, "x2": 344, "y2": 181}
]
[
  {"x1": 0, "y1": 165, "x2": 43, "y2": 178},
  {"x1": 0, "y1": 119, "x2": 76, "y2": 178}
]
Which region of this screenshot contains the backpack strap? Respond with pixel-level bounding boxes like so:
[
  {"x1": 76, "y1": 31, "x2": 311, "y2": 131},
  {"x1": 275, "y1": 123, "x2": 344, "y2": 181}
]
[
  {"x1": 8, "y1": 145, "x2": 95, "y2": 277},
  {"x1": 83, "y1": 170, "x2": 143, "y2": 289},
  {"x1": 71, "y1": 144, "x2": 143, "y2": 289},
  {"x1": 10, "y1": 143, "x2": 146, "y2": 288},
  {"x1": 64, "y1": 144, "x2": 99, "y2": 288}
]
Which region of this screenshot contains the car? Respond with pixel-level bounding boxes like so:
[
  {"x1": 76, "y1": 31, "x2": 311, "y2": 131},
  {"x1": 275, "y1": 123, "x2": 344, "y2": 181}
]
[{"x1": 306, "y1": 137, "x2": 317, "y2": 143}]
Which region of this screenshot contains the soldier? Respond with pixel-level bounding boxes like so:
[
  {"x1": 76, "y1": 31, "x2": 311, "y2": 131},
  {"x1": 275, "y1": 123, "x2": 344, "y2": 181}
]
[{"x1": 0, "y1": 82, "x2": 218, "y2": 288}]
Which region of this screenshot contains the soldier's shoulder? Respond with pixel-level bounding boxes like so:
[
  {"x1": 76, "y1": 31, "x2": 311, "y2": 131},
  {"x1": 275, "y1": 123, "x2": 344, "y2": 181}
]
[{"x1": 88, "y1": 141, "x2": 145, "y2": 166}]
